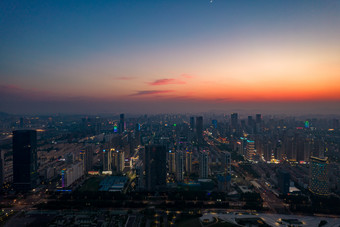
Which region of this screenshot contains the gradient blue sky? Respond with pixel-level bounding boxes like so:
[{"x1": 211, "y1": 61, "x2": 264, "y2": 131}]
[{"x1": 1, "y1": 0, "x2": 340, "y2": 114}]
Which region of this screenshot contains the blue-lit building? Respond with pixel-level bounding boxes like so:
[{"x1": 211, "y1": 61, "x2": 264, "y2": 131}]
[{"x1": 309, "y1": 156, "x2": 329, "y2": 196}]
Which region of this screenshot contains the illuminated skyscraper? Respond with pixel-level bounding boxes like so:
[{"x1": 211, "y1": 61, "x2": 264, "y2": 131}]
[
  {"x1": 185, "y1": 151, "x2": 192, "y2": 174},
  {"x1": 175, "y1": 151, "x2": 184, "y2": 182},
  {"x1": 246, "y1": 140, "x2": 255, "y2": 161},
  {"x1": 112, "y1": 150, "x2": 125, "y2": 173},
  {"x1": 309, "y1": 156, "x2": 329, "y2": 196},
  {"x1": 199, "y1": 150, "x2": 209, "y2": 179},
  {"x1": 144, "y1": 145, "x2": 166, "y2": 191},
  {"x1": 223, "y1": 151, "x2": 231, "y2": 175},
  {"x1": 103, "y1": 148, "x2": 113, "y2": 171},
  {"x1": 168, "y1": 150, "x2": 176, "y2": 174},
  {"x1": 13, "y1": 130, "x2": 38, "y2": 191}
]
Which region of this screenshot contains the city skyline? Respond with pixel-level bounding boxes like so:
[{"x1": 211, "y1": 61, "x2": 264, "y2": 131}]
[{"x1": 1, "y1": 0, "x2": 340, "y2": 114}]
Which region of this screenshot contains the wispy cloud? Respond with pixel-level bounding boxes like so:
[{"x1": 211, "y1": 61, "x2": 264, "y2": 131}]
[
  {"x1": 214, "y1": 98, "x2": 231, "y2": 102},
  {"x1": 148, "y1": 78, "x2": 186, "y2": 86},
  {"x1": 130, "y1": 90, "x2": 175, "y2": 96},
  {"x1": 181, "y1": 74, "x2": 195, "y2": 79},
  {"x1": 0, "y1": 84, "x2": 24, "y2": 92}
]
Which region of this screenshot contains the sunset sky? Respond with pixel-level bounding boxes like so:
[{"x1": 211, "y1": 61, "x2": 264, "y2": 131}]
[{"x1": 1, "y1": 0, "x2": 340, "y2": 114}]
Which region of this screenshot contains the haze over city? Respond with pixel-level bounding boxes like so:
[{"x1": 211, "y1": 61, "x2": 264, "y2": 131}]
[
  {"x1": 2, "y1": 1, "x2": 340, "y2": 226},
  {"x1": 1, "y1": 0, "x2": 340, "y2": 114}
]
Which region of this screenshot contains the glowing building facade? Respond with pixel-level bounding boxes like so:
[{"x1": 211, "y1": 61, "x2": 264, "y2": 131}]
[
  {"x1": 246, "y1": 140, "x2": 255, "y2": 161},
  {"x1": 309, "y1": 156, "x2": 329, "y2": 196},
  {"x1": 112, "y1": 150, "x2": 125, "y2": 173},
  {"x1": 175, "y1": 151, "x2": 184, "y2": 182},
  {"x1": 168, "y1": 150, "x2": 176, "y2": 174},
  {"x1": 185, "y1": 151, "x2": 192, "y2": 174}
]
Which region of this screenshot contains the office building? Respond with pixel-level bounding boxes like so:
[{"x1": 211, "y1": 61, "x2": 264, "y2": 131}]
[
  {"x1": 256, "y1": 114, "x2": 262, "y2": 124},
  {"x1": 196, "y1": 116, "x2": 203, "y2": 145},
  {"x1": 84, "y1": 146, "x2": 93, "y2": 173},
  {"x1": 175, "y1": 151, "x2": 184, "y2": 182},
  {"x1": 309, "y1": 156, "x2": 329, "y2": 196},
  {"x1": 255, "y1": 114, "x2": 262, "y2": 133},
  {"x1": 65, "y1": 152, "x2": 74, "y2": 165},
  {"x1": 135, "y1": 163, "x2": 144, "y2": 190},
  {"x1": 277, "y1": 169, "x2": 290, "y2": 195},
  {"x1": 61, "y1": 162, "x2": 84, "y2": 188},
  {"x1": 218, "y1": 151, "x2": 232, "y2": 192},
  {"x1": 185, "y1": 151, "x2": 192, "y2": 174},
  {"x1": 246, "y1": 140, "x2": 255, "y2": 161},
  {"x1": 199, "y1": 150, "x2": 209, "y2": 179},
  {"x1": 168, "y1": 150, "x2": 176, "y2": 174},
  {"x1": 0, "y1": 150, "x2": 4, "y2": 190},
  {"x1": 222, "y1": 151, "x2": 231, "y2": 175},
  {"x1": 231, "y1": 113, "x2": 238, "y2": 129},
  {"x1": 119, "y1": 113, "x2": 125, "y2": 133},
  {"x1": 103, "y1": 148, "x2": 113, "y2": 172},
  {"x1": 144, "y1": 145, "x2": 166, "y2": 191},
  {"x1": 190, "y1": 116, "x2": 195, "y2": 130},
  {"x1": 112, "y1": 150, "x2": 125, "y2": 173},
  {"x1": 212, "y1": 119, "x2": 217, "y2": 129},
  {"x1": 247, "y1": 116, "x2": 254, "y2": 127},
  {"x1": 13, "y1": 130, "x2": 38, "y2": 192}
]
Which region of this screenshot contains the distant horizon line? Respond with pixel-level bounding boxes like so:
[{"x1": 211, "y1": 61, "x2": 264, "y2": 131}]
[{"x1": 1, "y1": 111, "x2": 340, "y2": 118}]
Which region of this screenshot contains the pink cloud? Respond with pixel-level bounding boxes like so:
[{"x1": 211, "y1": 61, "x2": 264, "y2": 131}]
[
  {"x1": 181, "y1": 74, "x2": 195, "y2": 79},
  {"x1": 148, "y1": 78, "x2": 186, "y2": 86},
  {"x1": 0, "y1": 84, "x2": 24, "y2": 92}
]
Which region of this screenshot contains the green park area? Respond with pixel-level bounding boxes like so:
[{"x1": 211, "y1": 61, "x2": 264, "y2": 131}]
[{"x1": 78, "y1": 176, "x2": 104, "y2": 192}]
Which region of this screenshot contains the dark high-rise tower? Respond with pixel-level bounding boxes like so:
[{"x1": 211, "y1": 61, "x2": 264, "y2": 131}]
[
  {"x1": 0, "y1": 149, "x2": 4, "y2": 190},
  {"x1": 247, "y1": 116, "x2": 253, "y2": 127},
  {"x1": 144, "y1": 145, "x2": 166, "y2": 191},
  {"x1": 277, "y1": 169, "x2": 290, "y2": 195},
  {"x1": 119, "y1": 113, "x2": 125, "y2": 133},
  {"x1": 84, "y1": 146, "x2": 93, "y2": 173},
  {"x1": 199, "y1": 150, "x2": 209, "y2": 179},
  {"x1": 190, "y1": 116, "x2": 195, "y2": 130},
  {"x1": 13, "y1": 130, "x2": 38, "y2": 192},
  {"x1": 256, "y1": 114, "x2": 262, "y2": 124},
  {"x1": 196, "y1": 116, "x2": 203, "y2": 145},
  {"x1": 231, "y1": 113, "x2": 238, "y2": 128}
]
